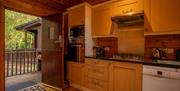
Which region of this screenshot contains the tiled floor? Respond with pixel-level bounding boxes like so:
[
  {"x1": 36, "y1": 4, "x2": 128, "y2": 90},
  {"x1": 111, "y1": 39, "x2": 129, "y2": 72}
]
[
  {"x1": 6, "y1": 71, "x2": 41, "y2": 91},
  {"x1": 6, "y1": 71, "x2": 41, "y2": 87},
  {"x1": 5, "y1": 72, "x2": 81, "y2": 91},
  {"x1": 18, "y1": 85, "x2": 81, "y2": 91}
]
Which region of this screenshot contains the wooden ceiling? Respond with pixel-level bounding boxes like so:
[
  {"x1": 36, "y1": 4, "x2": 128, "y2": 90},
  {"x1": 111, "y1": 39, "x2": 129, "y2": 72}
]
[{"x1": 0, "y1": 0, "x2": 110, "y2": 16}]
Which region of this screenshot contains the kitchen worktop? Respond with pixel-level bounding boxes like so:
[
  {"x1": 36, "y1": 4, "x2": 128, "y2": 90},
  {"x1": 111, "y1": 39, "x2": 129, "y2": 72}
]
[{"x1": 86, "y1": 56, "x2": 180, "y2": 68}]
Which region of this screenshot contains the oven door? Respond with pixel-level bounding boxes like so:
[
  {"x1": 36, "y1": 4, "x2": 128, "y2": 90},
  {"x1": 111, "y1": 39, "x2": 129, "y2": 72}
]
[{"x1": 68, "y1": 45, "x2": 82, "y2": 62}]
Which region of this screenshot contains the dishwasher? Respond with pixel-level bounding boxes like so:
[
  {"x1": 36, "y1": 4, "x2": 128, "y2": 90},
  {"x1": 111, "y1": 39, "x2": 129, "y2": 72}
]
[{"x1": 143, "y1": 65, "x2": 180, "y2": 91}]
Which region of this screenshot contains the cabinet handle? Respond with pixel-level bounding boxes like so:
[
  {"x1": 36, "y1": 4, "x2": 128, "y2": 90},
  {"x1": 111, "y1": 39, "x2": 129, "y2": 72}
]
[{"x1": 92, "y1": 69, "x2": 104, "y2": 74}]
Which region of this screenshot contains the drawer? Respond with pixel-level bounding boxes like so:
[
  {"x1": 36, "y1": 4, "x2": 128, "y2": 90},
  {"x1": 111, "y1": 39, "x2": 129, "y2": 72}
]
[
  {"x1": 85, "y1": 77, "x2": 108, "y2": 91},
  {"x1": 85, "y1": 65, "x2": 109, "y2": 81},
  {"x1": 85, "y1": 58, "x2": 110, "y2": 67}
]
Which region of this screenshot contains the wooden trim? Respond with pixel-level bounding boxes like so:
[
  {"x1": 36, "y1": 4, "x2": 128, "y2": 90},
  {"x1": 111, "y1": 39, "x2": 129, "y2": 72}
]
[
  {"x1": 144, "y1": 31, "x2": 180, "y2": 36},
  {"x1": 92, "y1": 0, "x2": 116, "y2": 8},
  {"x1": 67, "y1": 2, "x2": 92, "y2": 11},
  {"x1": 0, "y1": 3, "x2": 5, "y2": 91},
  {"x1": 41, "y1": 83, "x2": 63, "y2": 91}
]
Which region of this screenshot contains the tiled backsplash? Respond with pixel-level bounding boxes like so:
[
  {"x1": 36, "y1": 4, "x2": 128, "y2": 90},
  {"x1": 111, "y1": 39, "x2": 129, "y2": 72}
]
[
  {"x1": 144, "y1": 34, "x2": 180, "y2": 60},
  {"x1": 93, "y1": 37, "x2": 118, "y2": 57}
]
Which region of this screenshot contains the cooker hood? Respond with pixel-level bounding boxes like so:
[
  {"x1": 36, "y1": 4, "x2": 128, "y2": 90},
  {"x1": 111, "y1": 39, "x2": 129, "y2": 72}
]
[{"x1": 111, "y1": 11, "x2": 144, "y2": 24}]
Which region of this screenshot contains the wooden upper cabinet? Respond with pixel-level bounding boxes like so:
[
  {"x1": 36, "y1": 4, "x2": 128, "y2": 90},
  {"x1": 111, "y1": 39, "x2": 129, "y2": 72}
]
[
  {"x1": 112, "y1": 0, "x2": 143, "y2": 16},
  {"x1": 92, "y1": 0, "x2": 143, "y2": 36},
  {"x1": 144, "y1": 0, "x2": 180, "y2": 33},
  {"x1": 92, "y1": 4, "x2": 112, "y2": 36},
  {"x1": 109, "y1": 62, "x2": 142, "y2": 91},
  {"x1": 68, "y1": 5, "x2": 85, "y2": 27}
]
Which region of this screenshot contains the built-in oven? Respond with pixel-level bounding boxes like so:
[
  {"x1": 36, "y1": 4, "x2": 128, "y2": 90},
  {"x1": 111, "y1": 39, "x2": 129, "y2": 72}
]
[
  {"x1": 68, "y1": 44, "x2": 84, "y2": 62},
  {"x1": 69, "y1": 25, "x2": 84, "y2": 43}
]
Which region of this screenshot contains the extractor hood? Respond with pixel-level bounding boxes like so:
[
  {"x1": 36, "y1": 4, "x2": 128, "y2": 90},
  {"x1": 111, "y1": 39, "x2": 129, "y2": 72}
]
[{"x1": 111, "y1": 11, "x2": 144, "y2": 24}]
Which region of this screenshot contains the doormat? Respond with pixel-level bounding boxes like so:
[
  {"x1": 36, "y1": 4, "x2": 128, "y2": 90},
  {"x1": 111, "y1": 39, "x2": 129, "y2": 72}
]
[
  {"x1": 18, "y1": 84, "x2": 46, "y2": 91},
  {"x1": 18, "y1": 84, "x2": 62, "y2": 91},
  {"x1": 6, "y1": 81, "x2": 37, "y2": 91}
]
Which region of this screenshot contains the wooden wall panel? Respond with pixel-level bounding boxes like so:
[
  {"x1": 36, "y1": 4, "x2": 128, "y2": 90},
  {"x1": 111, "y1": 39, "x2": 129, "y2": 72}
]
[
  {"x1": 0, "y1": 3, "x2": 4, "y2": 91},
  {"x1": 145, "y1": 35, "x2": 180, "y2": 60}
]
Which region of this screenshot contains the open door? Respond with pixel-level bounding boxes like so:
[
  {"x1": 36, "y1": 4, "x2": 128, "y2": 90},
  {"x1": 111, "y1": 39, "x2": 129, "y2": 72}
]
[
  {"x1": 41, "y1": 14, "x2": 64, "y2": 89},
  {"x1": 0, "y1": 3, "x2": 5, "y2": 91}
]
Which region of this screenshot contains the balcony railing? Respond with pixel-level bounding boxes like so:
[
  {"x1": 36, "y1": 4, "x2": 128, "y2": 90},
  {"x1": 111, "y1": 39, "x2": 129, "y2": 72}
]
[{"x1": 5, "y1": 49, "x2": 38, "y2": 77}]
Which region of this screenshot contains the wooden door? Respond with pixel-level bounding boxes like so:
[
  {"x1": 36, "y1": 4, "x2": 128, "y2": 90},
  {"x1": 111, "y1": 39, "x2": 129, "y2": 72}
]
[
  {"x1": 41, "y1": 14, "x2": 64, "y2": 89},
  {"x1": 0, "y1": 3, "x2": 5, "y2": 91},
  {"x1": 149, "y1": 0, "x2": 180, "y2": 32},
  {"x1": 109, "y1": 62, "x2": 142, "y2": 91}
]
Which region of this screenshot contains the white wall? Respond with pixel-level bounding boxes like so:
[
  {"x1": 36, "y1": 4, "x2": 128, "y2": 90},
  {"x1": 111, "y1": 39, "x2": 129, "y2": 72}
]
[{"x1": 85, "y1": 4, "x2": 94, "y2": 56}]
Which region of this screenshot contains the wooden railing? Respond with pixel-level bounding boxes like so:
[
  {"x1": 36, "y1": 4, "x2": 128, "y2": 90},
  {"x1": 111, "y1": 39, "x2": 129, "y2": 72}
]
[{"x1": 5, "y1": 49, "x2": 38, "y2": 77}]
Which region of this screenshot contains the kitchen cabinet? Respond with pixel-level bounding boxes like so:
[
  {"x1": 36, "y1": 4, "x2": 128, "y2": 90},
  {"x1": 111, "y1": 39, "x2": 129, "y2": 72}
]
[
  {"x1": 67, "y1": 61, "x2": 85, "y2": 86},
  {"x1": 92, "y1": 4, "x2": 112, "y2": 36},
  {"x1": 68, "y1": 5, "x2": 85, "y2": 27},
  {"x1": 144, "y1": 0, "x2": 180, "y2": 33},
  {"x1": 112, "y1": 0, "x2": 143, "y2": 16},
  {"x1": 109, "y1": 61, "x2": 142, "y2": 91},
  {"x1": 84, "y1": 58, "x2": 110, "y2": 91},
  {"x1": 92, "y1": 0, "x2": 143, "y2": 36},
  {"x1": 68, "y1": 4, "x2": 94, "y2": 57}
]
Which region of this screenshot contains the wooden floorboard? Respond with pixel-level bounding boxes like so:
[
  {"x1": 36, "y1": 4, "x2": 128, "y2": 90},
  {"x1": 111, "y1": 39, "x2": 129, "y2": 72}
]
[{"x1": 63, "y1": 86, "x2": 81, "y2": 91}]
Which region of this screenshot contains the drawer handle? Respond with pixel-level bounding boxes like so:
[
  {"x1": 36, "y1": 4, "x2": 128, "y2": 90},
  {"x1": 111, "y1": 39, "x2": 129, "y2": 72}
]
[
  {"x1": 92, "y1": 80, "x2": 103, "y2": 87},
  {"x1": 92, "y1": 69, "x2": 104, "y2": 74}
]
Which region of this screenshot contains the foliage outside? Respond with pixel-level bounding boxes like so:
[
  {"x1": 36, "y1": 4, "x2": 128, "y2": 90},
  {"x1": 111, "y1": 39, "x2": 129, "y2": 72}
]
[{"x1": 5, "y1": 10, "x2": 37, "y2": 50}]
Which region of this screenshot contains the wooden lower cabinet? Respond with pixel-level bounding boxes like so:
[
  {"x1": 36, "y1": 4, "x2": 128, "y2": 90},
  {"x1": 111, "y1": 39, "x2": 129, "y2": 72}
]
[
  {"x1": 84, "y1": 77, "x2": 108, "y2": 91},
  {"x1": 67, "y1": 61, "x2": 84, "y2": 86},
  {"x1": 109, "y1": 61, "x2": 142, "y2": 91},
  {"x1": 67, "y1": 59, "x2": 142, "y2": 91},
  {"x1": 84, "y1": 58, "x2": 110, "y2": 91}
]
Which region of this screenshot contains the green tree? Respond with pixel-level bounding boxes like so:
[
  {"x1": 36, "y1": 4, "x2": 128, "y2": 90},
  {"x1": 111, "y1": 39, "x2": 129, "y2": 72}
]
[{"x1": 5, "y1": 9, "x2": 37, "y2": 50}]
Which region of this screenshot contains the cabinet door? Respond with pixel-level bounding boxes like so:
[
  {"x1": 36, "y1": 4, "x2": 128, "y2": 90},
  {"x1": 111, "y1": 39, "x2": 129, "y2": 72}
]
[
  {"x1": 68, "y1": 5, "x2": 85, "y2": 27},
  {"x1": 92, "y1": 4, "x2": 112, "y2": 36},
  {"x1": 149, "y1": 0, "x2": 180, "y2": 32},
  {"x1": 112, "y1": 0, "x2": 143, "y2": 15},
  {"x1": 144, "y1": 0, "x2": 151, "y2": 32},
  {"x1": 109, "y1": 62, "x2": 142, "y2": 91},
  {"x1": 67, "y1": 61, "x2": 84, "y2": 86}
]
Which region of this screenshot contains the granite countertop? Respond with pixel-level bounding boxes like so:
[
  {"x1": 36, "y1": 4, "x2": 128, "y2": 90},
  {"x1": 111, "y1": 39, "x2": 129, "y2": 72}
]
[{"x1": 85, "y1": 56, "x2": 180, "y2": 68}]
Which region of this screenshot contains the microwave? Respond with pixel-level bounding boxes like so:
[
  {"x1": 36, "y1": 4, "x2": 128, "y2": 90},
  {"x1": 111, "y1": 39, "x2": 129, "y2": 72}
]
[{"x1": 69, "y1": 25, "x2": 84, "y2": 38}]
